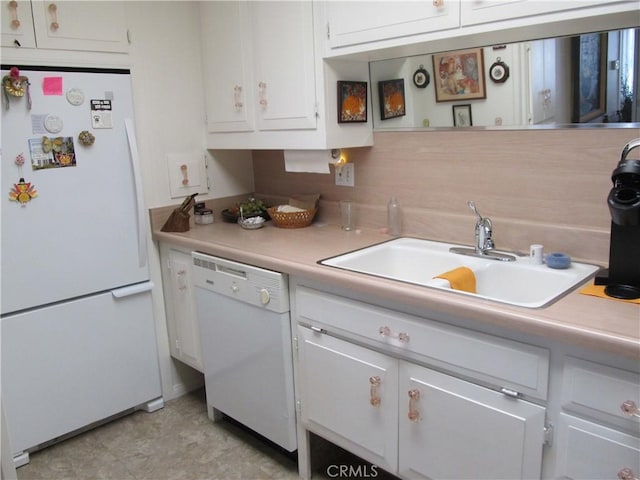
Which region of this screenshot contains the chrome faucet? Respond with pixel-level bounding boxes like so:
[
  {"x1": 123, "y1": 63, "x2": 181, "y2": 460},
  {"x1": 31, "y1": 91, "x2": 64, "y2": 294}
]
[
  {"x1": 469, "y1": 201, "x2": 494, "y2": 254},
  {"x1": 449, "y1": 201, "x2": 516, "y2": 262}
]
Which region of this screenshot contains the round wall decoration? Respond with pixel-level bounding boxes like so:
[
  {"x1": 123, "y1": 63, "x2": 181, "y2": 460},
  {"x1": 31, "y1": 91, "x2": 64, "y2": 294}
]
[
  {"x1": 413, "y1": 65, "x2": 430, "y2": 88},
  {"x1": 489, "y1": 58, "x2": 510, "y2": 83}
]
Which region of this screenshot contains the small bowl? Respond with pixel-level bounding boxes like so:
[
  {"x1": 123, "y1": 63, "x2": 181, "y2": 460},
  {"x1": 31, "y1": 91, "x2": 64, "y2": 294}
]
[{"x1": 238, "y1": 216, "x2": 266, "y2": 230}]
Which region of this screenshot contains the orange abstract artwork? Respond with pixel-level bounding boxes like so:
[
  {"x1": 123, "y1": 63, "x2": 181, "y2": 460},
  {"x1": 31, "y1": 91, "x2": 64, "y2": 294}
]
[
  {"x1": 338, "y1": 81, "x2": 367, "y2": 123},
  {"x1": 378, "y1": 79, "x2": 406, "y2": 120}
]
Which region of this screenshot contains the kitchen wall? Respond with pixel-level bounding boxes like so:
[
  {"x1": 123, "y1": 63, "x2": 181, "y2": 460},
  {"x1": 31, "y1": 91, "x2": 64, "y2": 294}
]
[
  {"x1": 254, "y1": 127, "x2": 639, "y2": 265},
  {"x1": 125, "y1": 2, "x2": 254, "y2": 208}
]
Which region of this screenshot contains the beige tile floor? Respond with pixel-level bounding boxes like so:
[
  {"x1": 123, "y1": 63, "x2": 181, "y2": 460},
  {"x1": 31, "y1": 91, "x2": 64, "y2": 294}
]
[{"x1": 15, "y1": 388, "x2": 398, "y2": 480}]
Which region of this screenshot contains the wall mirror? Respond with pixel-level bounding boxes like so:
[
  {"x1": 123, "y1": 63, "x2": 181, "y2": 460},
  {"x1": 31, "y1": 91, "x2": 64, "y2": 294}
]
[{"x1": 369, "y1": 28, "x2": 638, "y2": 130}]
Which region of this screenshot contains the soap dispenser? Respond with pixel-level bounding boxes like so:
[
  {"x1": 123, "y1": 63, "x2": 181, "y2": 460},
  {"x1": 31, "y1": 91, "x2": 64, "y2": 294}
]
[{"x1": 388, "y1": 196, "x2": 402, "y2": 236}]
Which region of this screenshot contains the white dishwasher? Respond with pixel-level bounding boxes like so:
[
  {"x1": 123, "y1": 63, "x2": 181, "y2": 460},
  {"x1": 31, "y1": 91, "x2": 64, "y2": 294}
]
[{"x1": 192, "y1": 252, "x2": 297, "y2": 452}]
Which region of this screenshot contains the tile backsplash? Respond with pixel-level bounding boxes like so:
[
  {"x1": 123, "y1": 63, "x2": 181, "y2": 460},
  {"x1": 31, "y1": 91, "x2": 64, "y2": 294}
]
[{"x1": 253, "y1": 128, "x2": 639, "y2": 264}]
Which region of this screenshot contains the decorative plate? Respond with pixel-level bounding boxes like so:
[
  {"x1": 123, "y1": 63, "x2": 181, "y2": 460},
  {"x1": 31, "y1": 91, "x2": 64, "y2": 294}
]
[
  {"x1": 489, "y1": 58, "x2": 510, "y2": 83},
  {"x1": 413, "y1": 65, "x2": 430, "y2": 88}
]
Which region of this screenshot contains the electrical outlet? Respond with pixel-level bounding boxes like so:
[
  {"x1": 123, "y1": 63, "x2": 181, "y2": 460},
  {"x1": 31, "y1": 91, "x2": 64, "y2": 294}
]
[{"x1": 335, "y1": 163, "x2": 355, "y2": 187}]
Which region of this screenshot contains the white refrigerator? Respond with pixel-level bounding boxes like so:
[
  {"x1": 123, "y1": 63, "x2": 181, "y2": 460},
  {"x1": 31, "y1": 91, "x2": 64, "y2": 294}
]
[{"x1": 1, "y1": 65, "x2": 163, "y2": 465}]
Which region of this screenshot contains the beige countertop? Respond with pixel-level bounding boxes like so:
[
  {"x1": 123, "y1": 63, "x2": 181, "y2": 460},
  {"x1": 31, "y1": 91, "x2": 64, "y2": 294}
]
[{"x1": 152, "y1": 219, "x2": 640, "y2": 360}]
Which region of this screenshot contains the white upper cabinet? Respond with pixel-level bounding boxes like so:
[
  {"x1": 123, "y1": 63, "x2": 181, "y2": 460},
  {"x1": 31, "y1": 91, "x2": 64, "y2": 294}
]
[
  {"x1": 319, "y1": 0, "x2": 639, "y2": 59},
  {"x1": 200, "y1": 1, "x2": 254, "y2": 133},
  {"x1": 1, "y1": 0, "x2": 36, "y2": 48},
  {"x1": 1, "y1": 1, "x2": 128, "y2": 52},
  {"x1": 251, "y1": 1, "x2": 317, "y2": 132},
  {"x1": 200, "y1": 1, "x2": 373, "y2": 150},
  {"x1": 30, "y1": 1, "x2": 128, "y2": 52},
  {"x1": 325, "y1": 0, "x2": 460, "y2": 50},
  {"x1": 200, "y1": 1, "x2": 316, "y2": 139},
  {"x1": 461, "y1": 0, "x2": 620, "y2": 26}
]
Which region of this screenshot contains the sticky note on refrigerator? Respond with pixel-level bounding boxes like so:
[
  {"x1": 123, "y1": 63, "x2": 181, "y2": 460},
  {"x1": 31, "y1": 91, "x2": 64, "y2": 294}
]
[{"x1": 43, "y1": 77, "x2": 63, "y2": 95}]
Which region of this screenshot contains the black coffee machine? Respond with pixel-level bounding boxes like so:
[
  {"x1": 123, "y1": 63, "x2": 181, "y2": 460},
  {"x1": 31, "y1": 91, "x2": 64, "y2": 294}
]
[{"x1": 596, "y1": 138, "x2": 640, "y2": 299}]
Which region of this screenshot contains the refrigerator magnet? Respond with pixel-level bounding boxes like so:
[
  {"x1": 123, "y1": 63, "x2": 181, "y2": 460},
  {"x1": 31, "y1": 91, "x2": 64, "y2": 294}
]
[
  {"x1": 2, "y1": 67, "x2": 31, "y2": 110},
  {"x1": 78, "y1": 130, "x2": 96, "y2": 147},
  {"x1": 44, "y1": 114, "x2": 63, "y2": 134},
  {"x1": 9, "y1": 177, "x2": 37, "y2": 206},
  {"x1": 66, "y1": 87, "x2": 85, "y2": 106},
  {"x1": 78, "y1": 130, "x2": 95, "y2": 146}
]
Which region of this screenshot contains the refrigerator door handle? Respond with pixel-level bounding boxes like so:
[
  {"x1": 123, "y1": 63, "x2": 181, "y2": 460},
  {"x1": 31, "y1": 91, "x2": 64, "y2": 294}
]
[
  {"x1": 111, "y1": 281, "x2": 154, "y2": 298},
  {"x1": 124, "y1": 118, "x2": 148, "y2": 268}
]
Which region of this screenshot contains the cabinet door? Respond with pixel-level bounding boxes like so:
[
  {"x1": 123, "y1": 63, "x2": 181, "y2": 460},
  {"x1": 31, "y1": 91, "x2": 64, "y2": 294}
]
[
  {"x1": 297, "y1": 325, "x2": 398, "y2": 473},
  {"x1": 326, "y1": 1, "x2": 460, "y2": 49},
  {"x1": 398, "y1": 362, "x2": 546, "y2": 479},
  {"x1": 1, "y1": 0, "x2": 36, "y2": 48},
  {"x1": 460, "y1": 0, "x2": 602, "y2": 26},
  {"x1": 30, "y1": 1, "x2": 128, "y2": 52},
  {"x1": 200, "y1": 1, "x2": 254, "y2": 133},
  {"x1": 251, "y1": 1, "x2": 317, "y2": 131},
  {"x1": 555, "y1": 413, "x2": 640, "y2": 480},
  {"x1": 528, "y1": 38, "x2": 558, "y2": 125},
  {"x1": 161, "y1": 245, "x2": 202, "y2": 372}
]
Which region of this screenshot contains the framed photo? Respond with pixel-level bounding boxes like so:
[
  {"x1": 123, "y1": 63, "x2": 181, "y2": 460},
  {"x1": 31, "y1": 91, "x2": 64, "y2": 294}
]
[
  {"x1": 432, "y1": 48, "x2": 486, "y2": 102},
  {"x1": 378, "y1": 79, "x2": 406, "y2": 120},
  {"x1": 452, "y1": 104, "x2": 472, "y2": 127},
  {"x1": 571, "y1": 33, "x2": 607, "y2": 123},
  {"x1": 337, "y1": 81, "x2": 368, "y2": 123}
]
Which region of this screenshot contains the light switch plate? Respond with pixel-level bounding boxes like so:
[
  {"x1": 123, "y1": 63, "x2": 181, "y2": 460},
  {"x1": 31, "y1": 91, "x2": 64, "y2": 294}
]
[{"x1": 335, "y1": 163, "x2": 355, "y2": 187}]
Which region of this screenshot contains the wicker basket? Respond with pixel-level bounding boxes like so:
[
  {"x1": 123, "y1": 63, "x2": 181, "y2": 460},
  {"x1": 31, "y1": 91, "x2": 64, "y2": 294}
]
[{"x1": 267, "y1": 206, "x2": 317, "y2": 228}]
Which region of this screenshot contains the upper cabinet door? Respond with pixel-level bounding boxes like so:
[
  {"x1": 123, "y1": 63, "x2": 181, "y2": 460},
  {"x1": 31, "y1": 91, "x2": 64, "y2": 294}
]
[
  {"x1": 326, "y1": 1, "x2": 461, "y2": 50},
  {"x1": 30, "y1": 1, "x2": 128, "y2": 52},
  {"x1": 200, "y1": 1, "x2": 255, "y2": 133},
  {"x1": 1, "y1": 0, "x2": 36, "y2": 48},
  {"x1": 251, "y1": 1, "x2": 317, "y2": 131},
  {"x1": 461, "y1": 0, "x2": 611, "y2": 26}
]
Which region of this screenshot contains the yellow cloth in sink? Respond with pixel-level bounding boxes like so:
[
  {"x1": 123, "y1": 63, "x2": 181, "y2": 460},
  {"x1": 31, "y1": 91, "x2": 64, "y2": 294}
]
[{"x1": 435, "y1": 267, "x2": 477, "y2": 294}]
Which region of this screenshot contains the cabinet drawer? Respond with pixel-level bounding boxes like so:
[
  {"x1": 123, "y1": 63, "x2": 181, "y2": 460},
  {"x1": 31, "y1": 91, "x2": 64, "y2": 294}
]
[
  {"x1": 561, "y1": 357, "x2": 640, "y2": 434},
  {"x1": 294, "y1": 286, "x2": 549, "y2": 400},
  {"x1": 555, "y1": 413, "x2": 640, "y2": 480}
]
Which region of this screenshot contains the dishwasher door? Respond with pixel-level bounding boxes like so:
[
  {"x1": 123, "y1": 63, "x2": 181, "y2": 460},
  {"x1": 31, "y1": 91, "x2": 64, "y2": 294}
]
[{"x1": 195, "y1": 288, "x2": 297, "y2": 451}]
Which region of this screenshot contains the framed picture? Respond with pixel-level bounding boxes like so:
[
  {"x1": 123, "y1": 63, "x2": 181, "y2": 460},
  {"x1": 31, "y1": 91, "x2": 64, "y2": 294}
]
[
  {"x1": 452, "y1": 104, "x2": 472, "y2": 127},
  {"x1": 378, "y1": 79, "x2": 406, "y2": 120},
  {"x1": 337, "y1": 81, "x2": 368, "y2": 123},
  {"x1": 571, "y1": 33, "x2": 607, "y2": 123},
  {"x1": 432, "y1": 48, "x2": 486, "y2": 102}
]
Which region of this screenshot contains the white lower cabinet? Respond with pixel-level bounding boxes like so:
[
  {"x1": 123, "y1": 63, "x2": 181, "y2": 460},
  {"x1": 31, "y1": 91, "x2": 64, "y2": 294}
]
[
  {"x1": 297, "y1": 323, "x2": 546, "y2": 479},
  {"x1": 398, "y1": 362, "x2": 546, "y2": 479},
  {"x1": 555, "y1": 414, "x2": 640, "y2": 480},
  {"x1": 159, "y1": 243, "x2": 202, "y2": 372},
  {"x1": 298, "y1": 326, "x2": 399, "y2": 473},
  {"x1": 555, "y1": 357, "x2": 640, "y2": 480}
]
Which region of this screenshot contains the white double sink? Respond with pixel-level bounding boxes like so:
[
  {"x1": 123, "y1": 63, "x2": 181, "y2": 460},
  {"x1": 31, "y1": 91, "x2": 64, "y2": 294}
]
[{"x1": 320, "y1": 237, "x2": 599, "y2": 308}]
